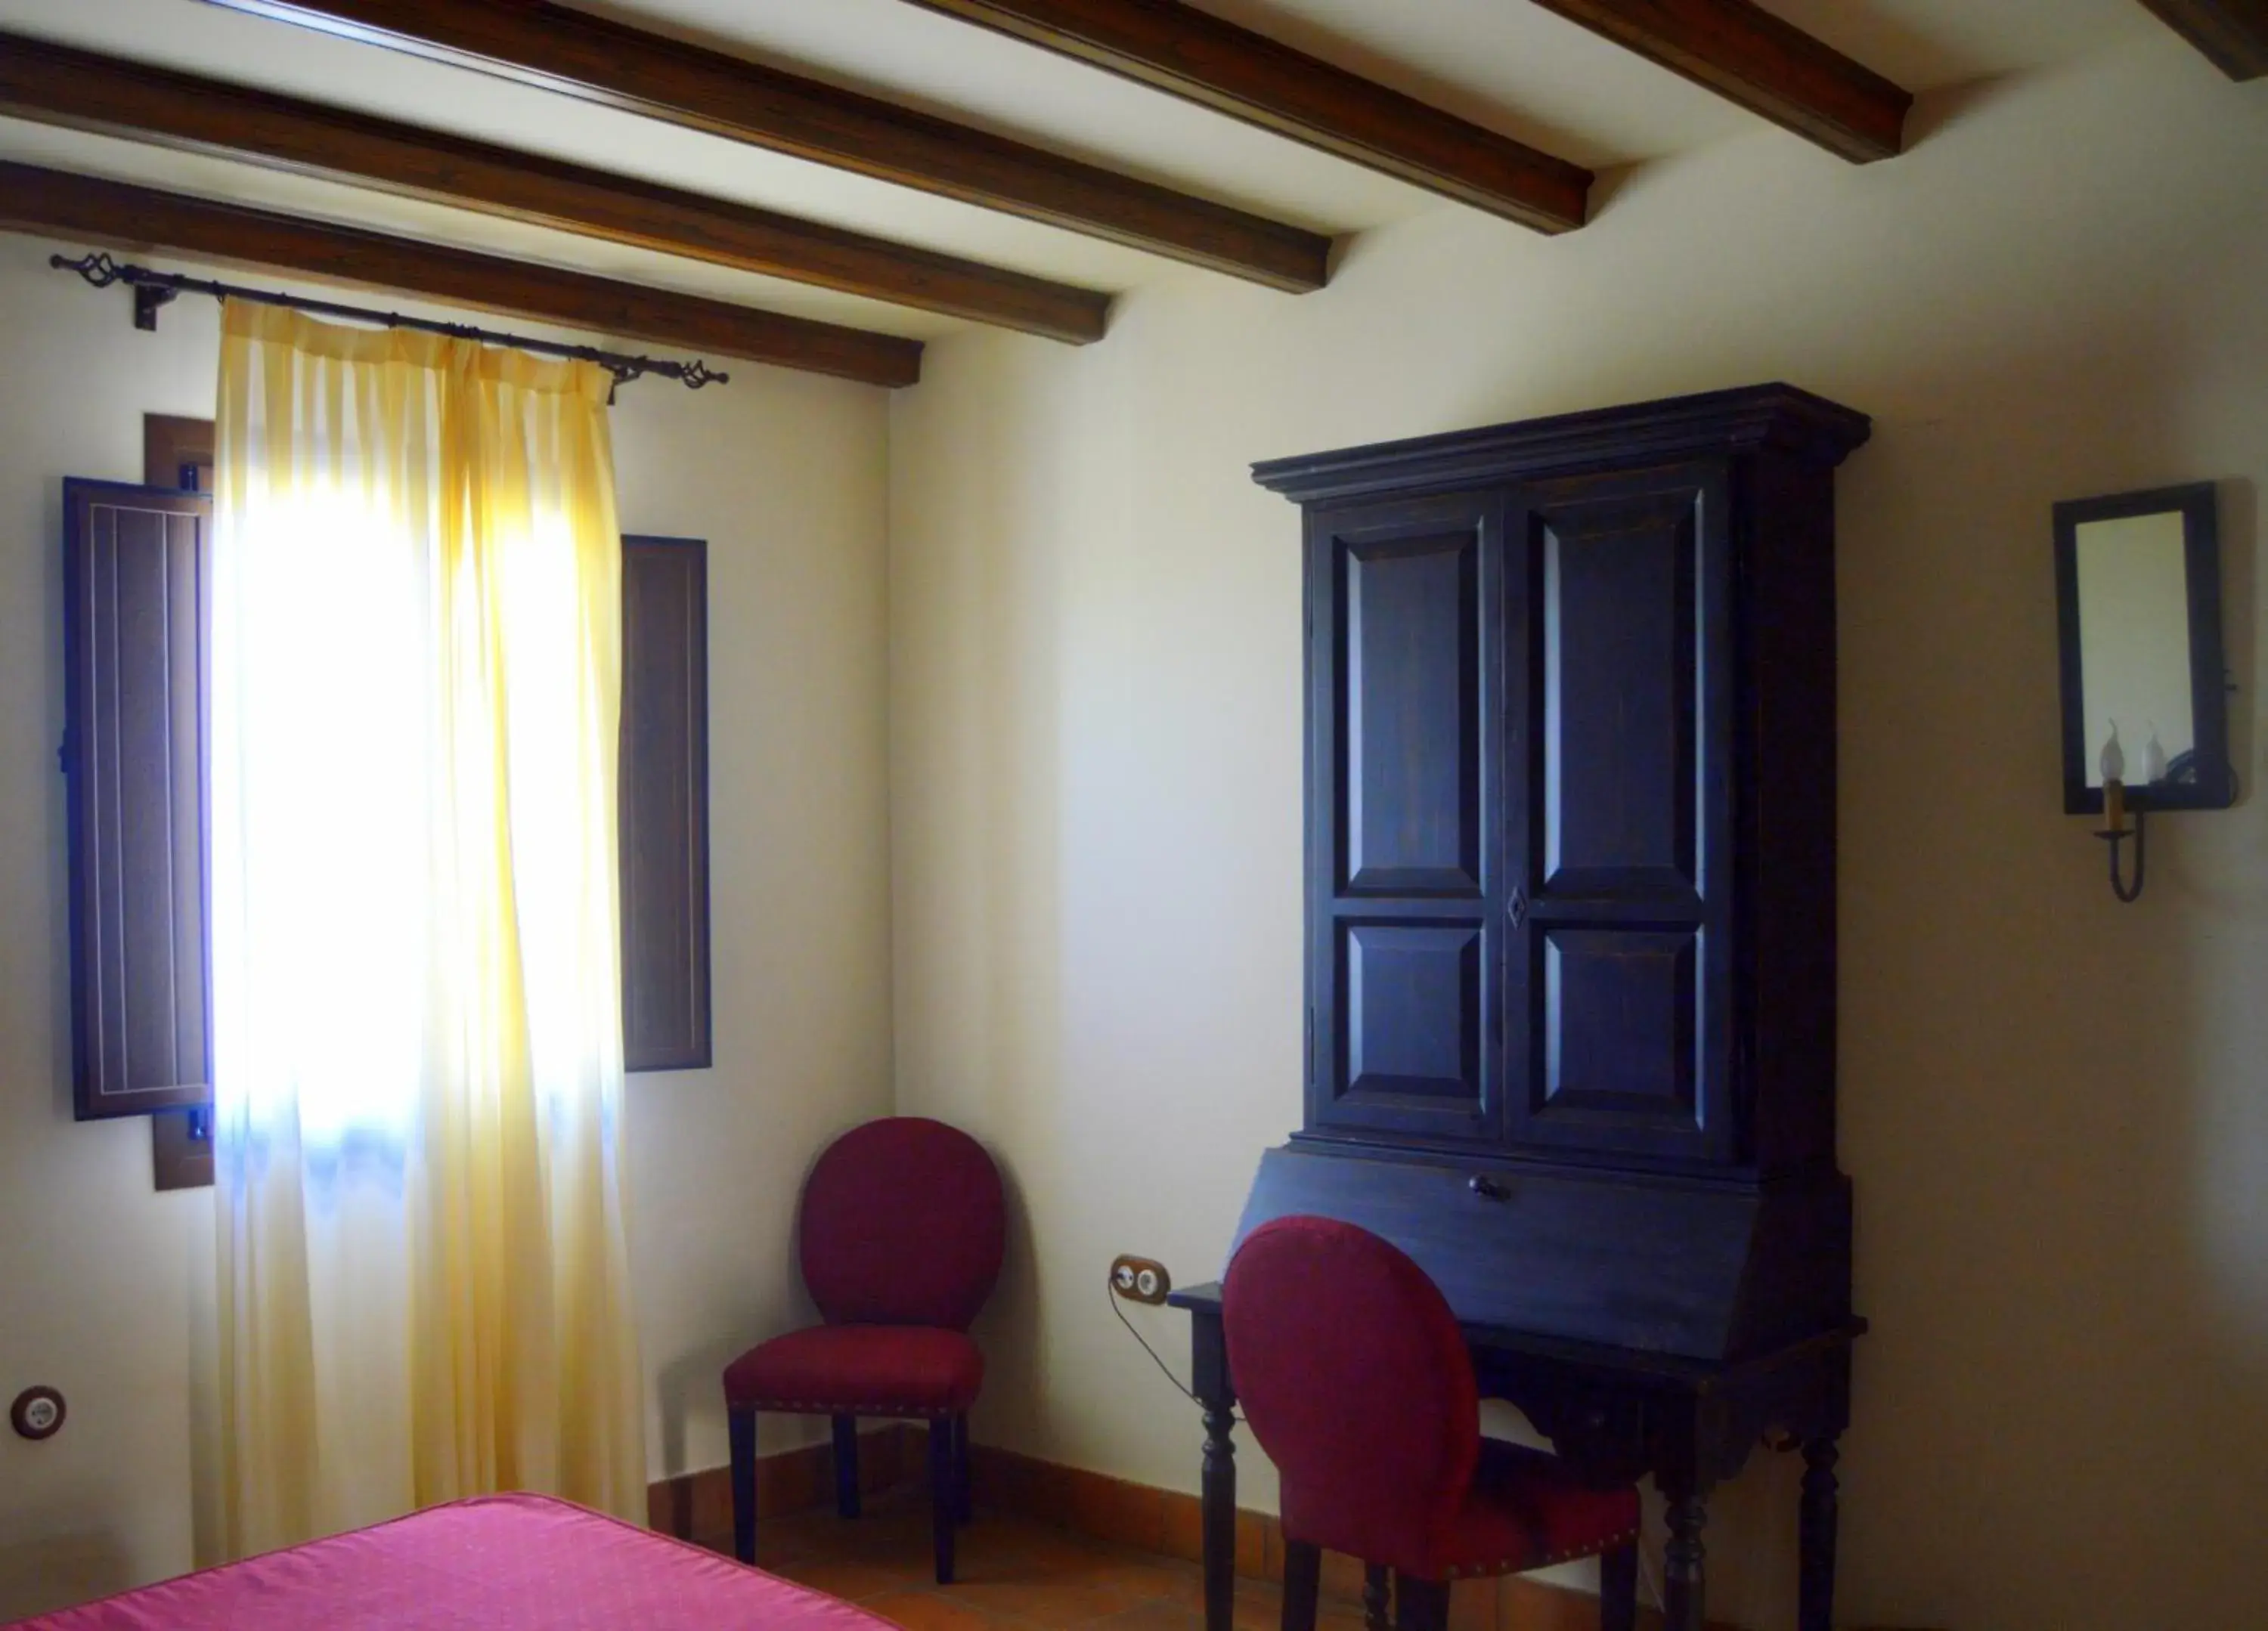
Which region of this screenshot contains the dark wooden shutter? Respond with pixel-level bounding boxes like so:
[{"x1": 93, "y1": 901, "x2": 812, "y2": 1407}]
[
  {"x1": 619, "y1": 535, "x2": 711, "y2": 1072},
  {"x1": 64, "y1": 480, "x2": 214, "y2": 1120}
]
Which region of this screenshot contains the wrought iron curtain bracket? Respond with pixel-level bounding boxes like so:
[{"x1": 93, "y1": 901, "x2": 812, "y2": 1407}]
[
  {"x1": 48, "y1": 251, "x2": 730, "y2": 395},
  {"x1": 134, "y1": 283, "x2": 178, "y2": 331}
]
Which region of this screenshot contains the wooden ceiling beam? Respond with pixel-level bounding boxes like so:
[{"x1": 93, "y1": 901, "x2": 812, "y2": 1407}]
[
  {"x1": 0, "y1": 161, "x2": 924, "y2": 388},
  {"x1": 894, "y1": 0, "x2": 1591, "y2": 232},
  {"x1": 0, "y1": 30, "x2": 1108, "y2": 344},
  {"x1": 2133, "y1": 0, "x2": 2268, "y2": 79},
  {"x1": 1528, "y1": 0, "x2": 1912, "y2": 163},
  {"x1": 196, "y1": 0, "x2": 1334, "y2": 290}
]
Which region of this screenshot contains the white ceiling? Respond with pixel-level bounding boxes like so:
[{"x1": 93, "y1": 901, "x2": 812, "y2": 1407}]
[{"x1": 0, "y1": 0, "x2": 2169, "y2": 348}]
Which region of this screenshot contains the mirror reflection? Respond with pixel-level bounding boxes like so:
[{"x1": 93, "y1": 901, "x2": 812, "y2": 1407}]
[{"x1": 2074, "y1": 510, "x2": 2194, "y2": 790}]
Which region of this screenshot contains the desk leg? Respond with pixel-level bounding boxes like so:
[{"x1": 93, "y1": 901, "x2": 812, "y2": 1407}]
[
  {"x1": 1201, "y1": 1400, "x2": 1237, "y2": 1631},
  {"x1": 1191, "y1": 1308, "x2": 1238, "y2": 1631},
  {"x1": 1798, "y1": 1437, "x2": 1841, "y2": 1631},
  {"x1": 1662, "y1": 1485, "x2": 1710, "y2": 1631}
]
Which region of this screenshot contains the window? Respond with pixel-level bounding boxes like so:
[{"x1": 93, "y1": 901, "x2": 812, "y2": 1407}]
[{"x1": 61, "y1": 419, "x2": 711, "y2": 1188}]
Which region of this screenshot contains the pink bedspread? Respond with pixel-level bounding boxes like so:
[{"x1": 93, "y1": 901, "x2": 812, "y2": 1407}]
[{"x1": 11, "y1": 1493, "x2": 896, "y2": 1629}]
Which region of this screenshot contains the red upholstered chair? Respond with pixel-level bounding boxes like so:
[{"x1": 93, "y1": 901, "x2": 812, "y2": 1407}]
[
  {"x1": 1223, "y1": 1216, "x2": 1642, "y2": 1631},
  {"x1": 722, "y1": 1117, "x2": 1005, "y2": 1585}
]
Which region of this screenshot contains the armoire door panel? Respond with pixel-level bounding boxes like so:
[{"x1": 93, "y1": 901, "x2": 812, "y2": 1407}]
[
  {"x1": 1346, "y1": 921, "x2": 1481, "y2": 1094},
  {"x1": 1306, "y1": 491, "x2": 1504, "y2": 1152},
  {"x1": 1541, "y1": 927, "x2": 1699, "y2": 1122},
  {"x1": 1317, "y1": 918, "x2": 1493, "y2": 1140},
  {"x1": 1504, "y1": 463, "x2": 1736, "y2": 1167},
  {"x1": 1531, "y1": 487, "x2": 1702, "y2": 898},
  {"x1": 1336, "y1": 528, "x2": 1483, "y2": 896}
]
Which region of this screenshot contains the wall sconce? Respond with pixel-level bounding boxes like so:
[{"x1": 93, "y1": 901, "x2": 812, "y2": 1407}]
[
  {"x1": 2095, "y1": 732, "x2": 2144, "y2": 903},
  {"x1": 2055, "y1": 483, "x2": 2237, "y2": 903}
]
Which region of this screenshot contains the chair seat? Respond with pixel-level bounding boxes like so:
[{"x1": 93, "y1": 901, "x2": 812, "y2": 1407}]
[
  {"x1": 723, "y1": 1324, "x2": 984, "y2": 1418},
  {"x1": 1435, "y1": 1440, "x2": 1642, "y2": 1580}
]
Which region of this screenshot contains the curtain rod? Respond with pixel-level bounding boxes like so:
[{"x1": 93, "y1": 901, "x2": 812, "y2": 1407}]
[{"x1": 49, "y1": 251, "x2": 730, "y2": 401}]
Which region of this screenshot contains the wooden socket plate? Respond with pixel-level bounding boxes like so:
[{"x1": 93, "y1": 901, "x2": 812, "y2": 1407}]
[{"x1": 1109, "y1": 1255, "x2": 1171, "y2": 1305}]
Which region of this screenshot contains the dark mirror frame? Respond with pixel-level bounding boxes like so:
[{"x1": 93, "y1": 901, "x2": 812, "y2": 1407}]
[{"x1": 2054, "y1": 481, "x2": 2233, "y2": 816}]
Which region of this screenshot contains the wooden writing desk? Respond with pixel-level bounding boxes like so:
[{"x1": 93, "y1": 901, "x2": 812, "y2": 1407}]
[{"x1": 1171, "y1": 1282, "x2": 1861, "y2": 1631}]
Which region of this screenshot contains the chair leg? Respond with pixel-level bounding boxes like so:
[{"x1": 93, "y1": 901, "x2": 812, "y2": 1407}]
[
  {"x1": 1599, "y1": 1543, "x2": 1638, "y2": 1631},
  {"x1": 832, "y1": 1415, "x2": 862, "y2": 1519},
  {"x1": 1280, "y1": 1539, "x2": 1322, "y2": 1631},
  {"x1": 1393, "y1": 1573, "x2": 1450, "y2": 1631},
  {"x1": 929, "y1": 1418, "x2": 957, "y2": 1584},
  {"x1": 727, "y1": 1408, "x2": 758, "y2": 1565},
  {"x1": 952, "y1": 1412, "x2": 973, "y2": 1524},
  {"x1": 1362, "y1": 1564, "x2": 1390, "y2": 1631}
]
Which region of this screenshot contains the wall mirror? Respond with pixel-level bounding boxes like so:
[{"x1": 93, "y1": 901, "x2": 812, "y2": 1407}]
[{"x1": 2055, "y1": 482, "x2": 2234, "y2": 816}]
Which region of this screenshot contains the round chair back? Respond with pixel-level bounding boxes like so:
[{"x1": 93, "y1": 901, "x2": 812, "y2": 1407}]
[
  {"x1": 800, "y1": 1117, "x2": 1005, "y2": 1329},
  {"x1": 1223, "y1": 1215, "x2": 1479, "y2": 1575}
]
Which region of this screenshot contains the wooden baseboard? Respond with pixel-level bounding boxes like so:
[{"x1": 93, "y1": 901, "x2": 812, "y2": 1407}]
[
  {"x1": 646, "y1": 1422, "x2": 926, "y2": 1540},
  {"x1": 967, "y1": 1442, "x2": 1740, "y2": 1631}
]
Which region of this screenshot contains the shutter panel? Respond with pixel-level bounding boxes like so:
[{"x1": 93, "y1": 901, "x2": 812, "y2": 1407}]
[
  {"x1": 619, "y1": 535, "x2": 711, "y2": 1072},
  {"x1": 64, "y1": 479, "x2": 213, "y2": 1119}
]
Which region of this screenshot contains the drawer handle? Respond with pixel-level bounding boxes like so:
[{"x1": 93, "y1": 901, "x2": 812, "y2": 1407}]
[{"x1": 1467, "y1": 1175, "x2": 1507, "y2": 1202}]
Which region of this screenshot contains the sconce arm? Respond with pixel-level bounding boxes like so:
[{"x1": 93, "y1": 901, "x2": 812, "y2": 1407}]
[{"x1": 2096, "y1": 807, "x2": 2146, "y2": 904}]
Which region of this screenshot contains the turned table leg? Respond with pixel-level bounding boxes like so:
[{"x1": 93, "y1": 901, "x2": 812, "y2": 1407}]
[
  {"x1": 1662, "y1": 1484, "x2": 1711, "y2": 1631},
  {"x1": 1201, "y1": 1398, "x2": 1237, "y2": 1631},
  {"x1": 1798, "y1": 1437, "x2": 1841, "y2": 1631},
  {"x1": 1188, "y1": 1305, "x2": 1240, "y2": 1631}
]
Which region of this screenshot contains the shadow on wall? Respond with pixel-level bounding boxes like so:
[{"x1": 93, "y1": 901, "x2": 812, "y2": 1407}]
[
  {"x1": 891, "y1": 341, "x2": 1074, "y2": 1475},
  {"x1": 971, "y1": 1151, "x2": 1042, "y2": 1463},
  {"x1": 655, "y1": 1338, "x2": 755, "y2": 1478},
  {"x1": 651, "y1": 1141, "x2": 824, "y2": 1477}
]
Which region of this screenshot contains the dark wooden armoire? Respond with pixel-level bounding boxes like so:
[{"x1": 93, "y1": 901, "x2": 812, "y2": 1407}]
[{"x1": 1173, "y1": 384, "x2": 1872, "y2": 1631}]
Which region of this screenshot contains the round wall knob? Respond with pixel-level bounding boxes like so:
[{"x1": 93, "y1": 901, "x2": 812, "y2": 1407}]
[{"x1": 11, "y1": 1386, "x2": 66, "y2": 1441}]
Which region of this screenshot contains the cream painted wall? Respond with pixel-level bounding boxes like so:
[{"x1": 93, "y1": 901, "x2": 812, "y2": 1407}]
[
  {"x1": 0, "y1": 231, "x2": 894, "y2": 1619},
  {"x1": 888, "y1": 36, "x2": 2268, "y2": 1631}
]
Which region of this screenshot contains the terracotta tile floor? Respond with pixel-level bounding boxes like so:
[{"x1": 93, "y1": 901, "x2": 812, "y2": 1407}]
[{"x1": 708, "y1": 1493, "x2": 1371, "y2": 1630}]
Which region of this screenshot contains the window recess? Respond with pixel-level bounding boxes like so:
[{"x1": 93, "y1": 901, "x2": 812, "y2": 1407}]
[{"x1": 62, "y1": 422, "x2": 711, "y2": 1190}]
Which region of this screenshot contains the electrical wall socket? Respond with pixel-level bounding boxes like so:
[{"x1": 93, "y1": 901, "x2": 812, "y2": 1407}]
[{"x1": 1108, "y1": 1254, "x2": 1171, "y2": 1305}]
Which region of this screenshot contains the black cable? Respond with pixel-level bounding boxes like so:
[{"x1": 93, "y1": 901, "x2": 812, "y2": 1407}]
[{"x1": 1107, "y1": 1282, "x2": 1241, "y2": 1423}]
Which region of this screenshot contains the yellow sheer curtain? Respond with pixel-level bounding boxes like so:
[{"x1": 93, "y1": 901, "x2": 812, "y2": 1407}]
[{"x1": 210, "y1": 302, "x2": 644, "y2": 1557}]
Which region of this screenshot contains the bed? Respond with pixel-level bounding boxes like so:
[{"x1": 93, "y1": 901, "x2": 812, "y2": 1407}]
[{"x1": 11, "y1": 1493, "x2": 897, "y2": 1629}]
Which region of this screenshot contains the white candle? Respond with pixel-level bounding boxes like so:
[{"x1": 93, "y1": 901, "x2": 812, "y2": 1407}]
[{"x1": 2142, "y1": 726, "x2": 2167, "y2": 784}]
